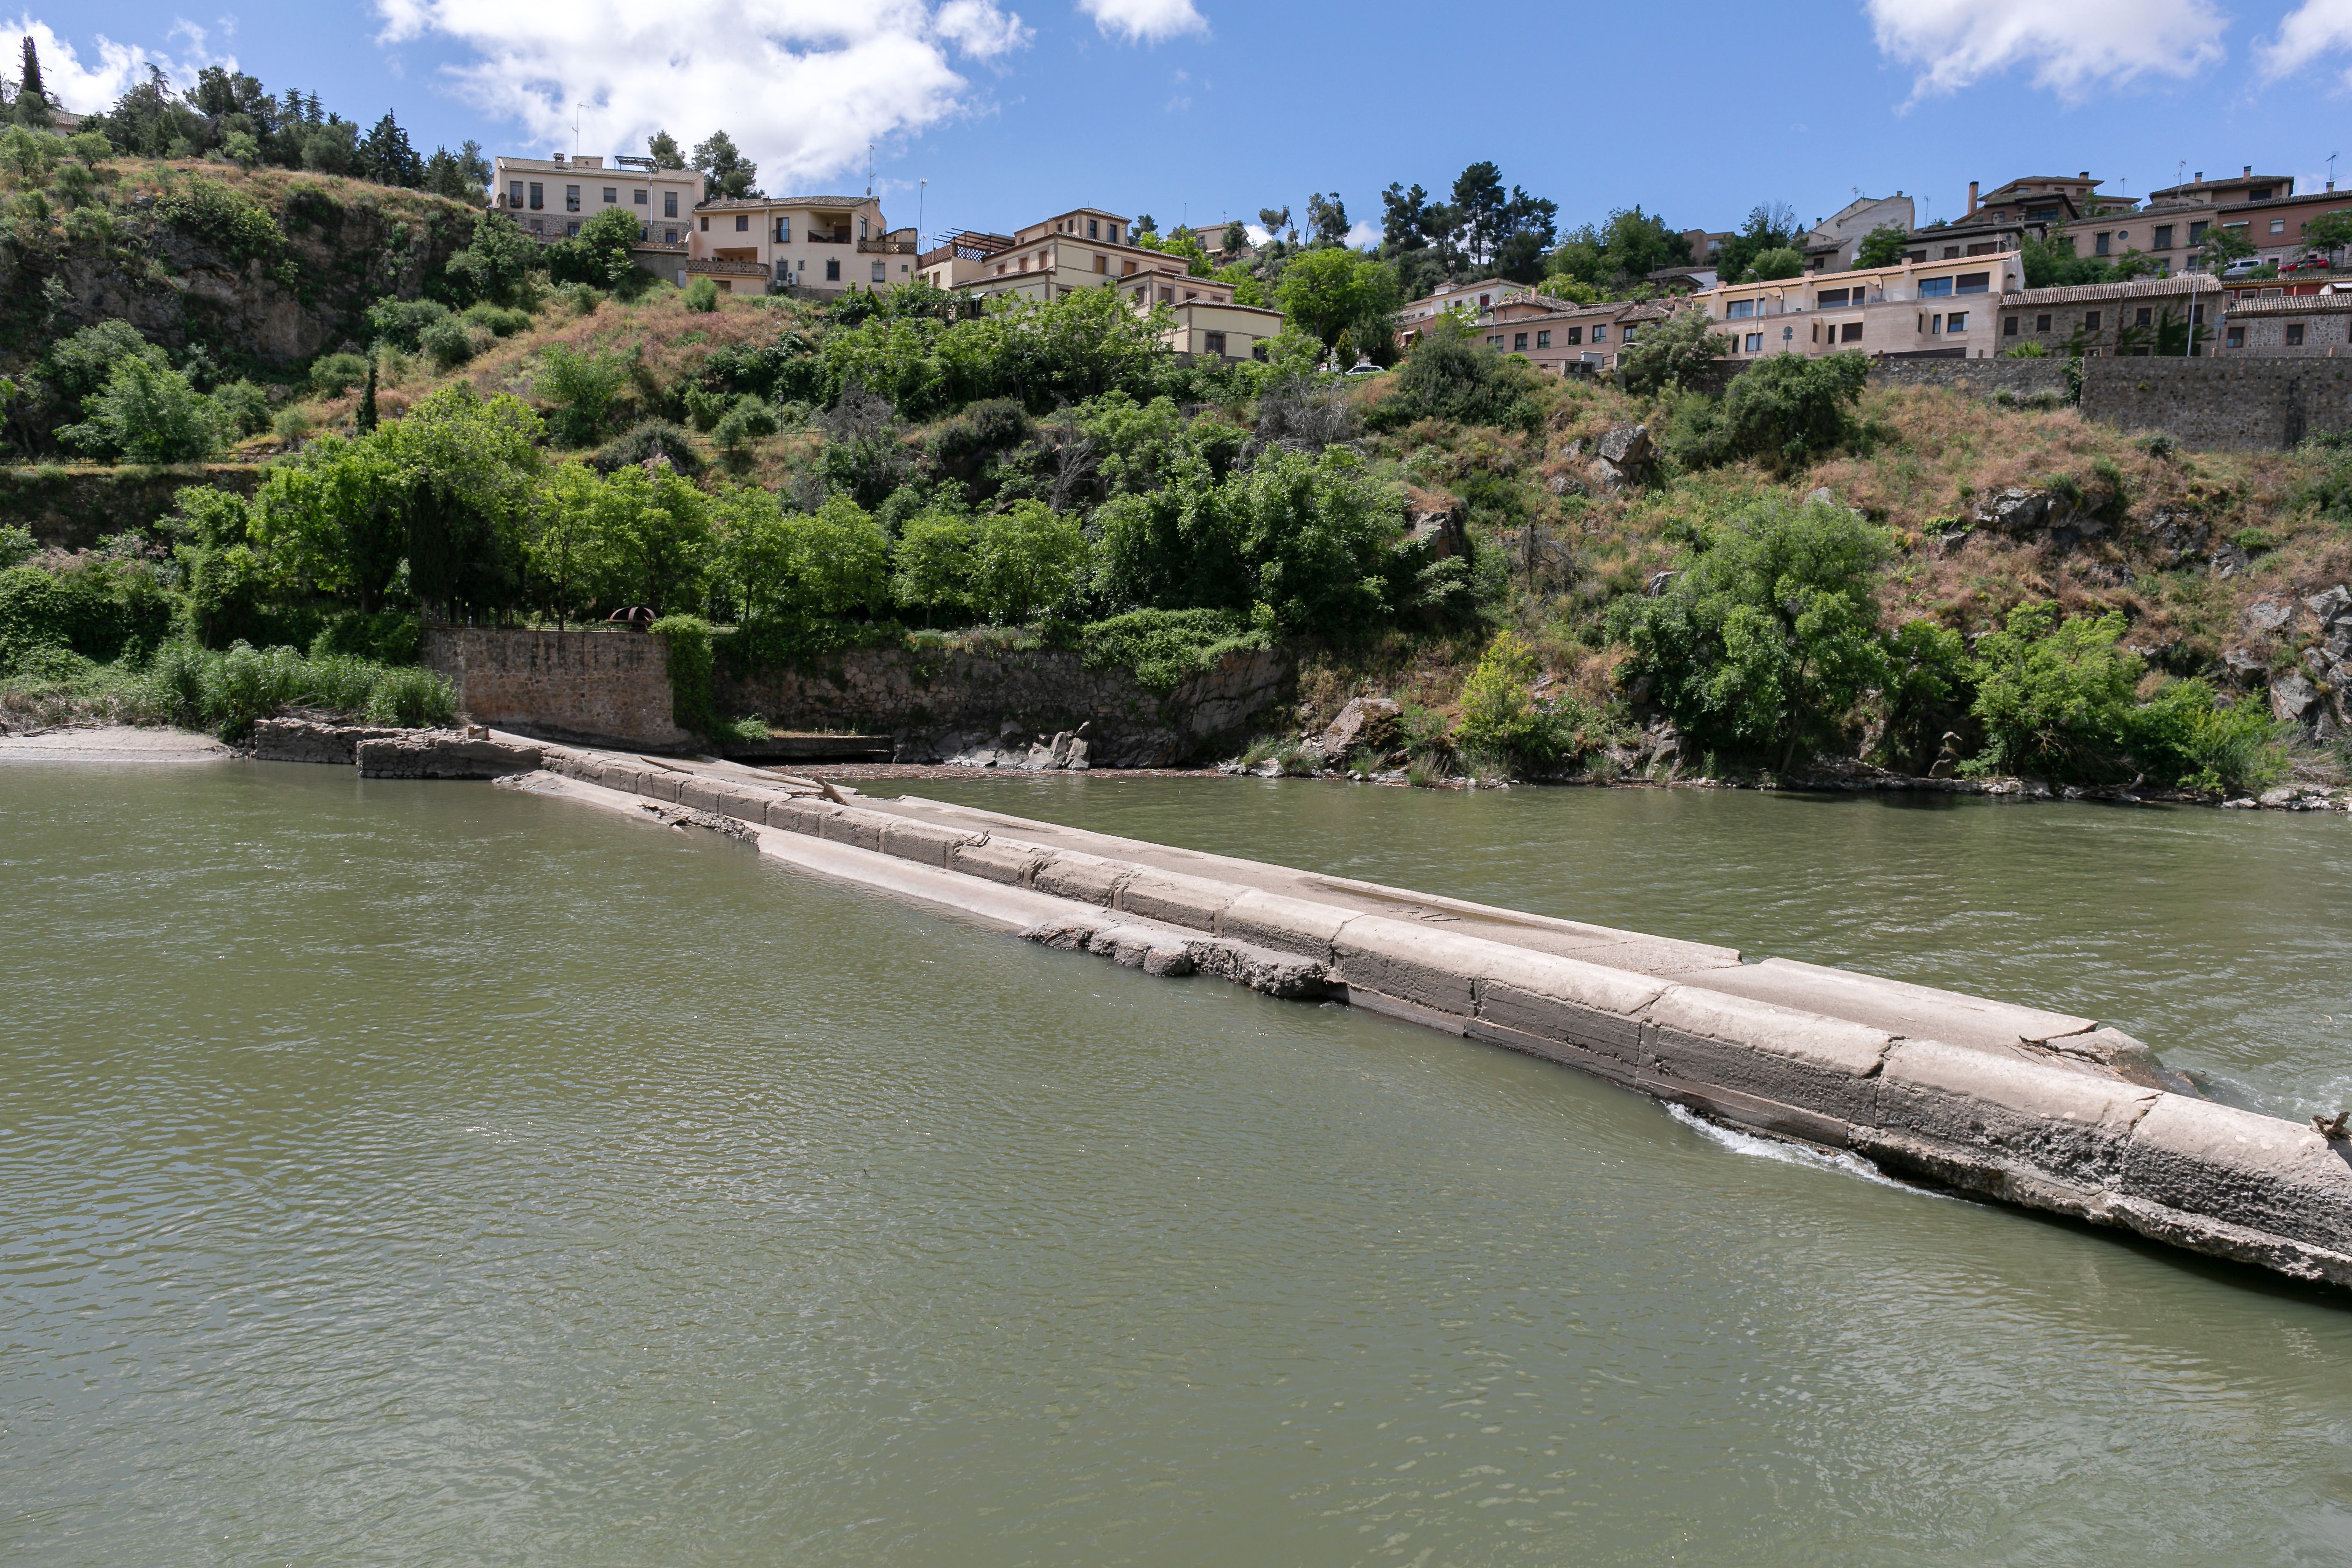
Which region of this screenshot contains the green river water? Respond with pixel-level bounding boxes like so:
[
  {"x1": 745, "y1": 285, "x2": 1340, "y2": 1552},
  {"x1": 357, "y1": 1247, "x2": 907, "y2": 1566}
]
[{"x1": 6, "y1": 761, "x2": 2352, "y2": 1566}]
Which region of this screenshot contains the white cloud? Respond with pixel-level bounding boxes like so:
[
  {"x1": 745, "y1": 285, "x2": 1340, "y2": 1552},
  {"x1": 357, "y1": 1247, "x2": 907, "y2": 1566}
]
[
  {"x1": 1865, "y1": 0, "x2": 2226, "y2": 100},
  {"x1": 0, "y1": 14, "x2": 221, "y2": 114},
  {"x1": 376, "y1": 0, "x2": 1030, "y2": 188},
  {"x1": 1343, "y1": 218, "x2": 1378, "y2": 248},
  {"x1": 2259, "y1": 0, "x2": 2352, "y2": 82},
  {"x1": 1076, "y1": 0, "x2": 1205, "y2": 45}
]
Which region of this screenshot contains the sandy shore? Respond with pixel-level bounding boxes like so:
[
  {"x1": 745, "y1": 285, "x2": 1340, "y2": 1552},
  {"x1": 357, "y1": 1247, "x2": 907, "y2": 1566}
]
[{"x1": 0, "y1": 725, "x2": 233, "y2": 763}]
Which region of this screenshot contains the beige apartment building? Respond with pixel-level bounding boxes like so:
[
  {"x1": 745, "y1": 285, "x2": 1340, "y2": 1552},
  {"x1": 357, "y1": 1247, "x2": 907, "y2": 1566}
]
[
  {"x1": 1701, "y1": 251, "x2": 2029, "y2": 360},
  {"x1": 917, "y1": 209, "x2": 1284, "y2": 361},
  {"x1": 1395, "y1": 278, "x2": 1518, "y2": 344},
  {"x1": 1478, "y1": 293, "x2": 1669, "y2": 374},
  {"x1": 1801, "y1": 192, "x2": 1914, "y2": 272},
  {"x1": 491, "y1": 153, "x2": 704, "y2": 245},
  {"x1": 683, "y1": 194, "x2": 907, "y2": 295}
]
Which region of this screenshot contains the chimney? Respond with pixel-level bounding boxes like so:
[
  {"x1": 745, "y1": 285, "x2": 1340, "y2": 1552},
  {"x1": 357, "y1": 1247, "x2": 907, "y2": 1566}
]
[
  {"x1": 1968, "y1": 181, "x2": 1979, "y2": 216},
  {"x1": 2079, "y1": 170, "x2": 2090, "y2": 180},
  {"x1": 2195, "y1": 171, "x2": 2204, "y2": 182},
  {"x1": 2244, "y1": 165, "x2": 2253, "y2": 177}
]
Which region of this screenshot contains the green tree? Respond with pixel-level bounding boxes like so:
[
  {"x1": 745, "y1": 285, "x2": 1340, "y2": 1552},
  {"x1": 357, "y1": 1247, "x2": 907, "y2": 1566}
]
[
  {"x1": 891, "y1": 505, "x2": 980, "y2": 618},
  {"x1": 445, "y1": 210, "x2": 540, "y2": 307},
  {"x1": 577, "y1": 205, "x2": 643, "y2": 285},
  {"x1": 1547, "y1": 206, "x2": 1690, "y2": 294},
  {"x1": 969, "y1": 502, "x2": 1088, "y2": 623},
  {"x1": 377, "y1": 385, "x2": 546, "y2": 619},
  {"x1": 1851, "y1": 224, "x2": 1909, "y2": 269},
  {"x1": 59, "y1": 357, "x2": 222, "y2": 462},
  {"x1": 1965, "y1": 601, "x2": 2141, "y2": 780},
  {"x1": 720, "y1": 495, "x2": 889, "y2": 627},
  {"x1": 647, "y1": 130, "x2": 685, "y2": 169},
  {"x1": 1456, "y1": 630, "x2": 1572, "y2": 765},
  {"x1": 535, "y1": 343, "x2": 633, "y2": 447},
  {"x1": 1610, "y1": 494, "x2": 1890, "y2": 767},
  {"x1": 1371, "y1": 315, "x2": 1543, "y2": 431},
  {"x1": 1275, "y1": 247, "x2": 1402, "y2": 361},
  {"x1": 691, "y1": 129, "x2": 758, "y2": 199},
  {"x1": 356, "y1": 110, "x2": 420, "y2": 187},
  {"x1": 1615, "y1": 305, "x2": 1728, "y2": 398},
  {"x1": 1670, "y1": 350, "x2": 1869, "y2": 472},
  {"x1": 567, "y1": 464, "x2": 713, "y2": 613},
  {"x1": 1714, "y1": 203, "x2": 1801, "y2": 286},
  {"x1": 252, "y1": 436, "x2": 406, "y2": 612},
  {"x1": 1747, "y1": 246, "x2": 1804, "y2": 280},
  {"x1": 2199, "y1": 223, "x2": 2256, "y2": 274},
  {"x1": 1875, "y1": 618, "x2": 1968, "y2": 773},
  {"x1": 2303, "y1": 209, "x2": 2352, "y2": 265},
  {"x1": 14, "y1": 35, "x2": 52, "y2": 129}
]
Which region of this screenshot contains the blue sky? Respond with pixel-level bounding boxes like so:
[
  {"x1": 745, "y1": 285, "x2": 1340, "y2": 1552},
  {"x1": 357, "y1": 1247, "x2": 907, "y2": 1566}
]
[{"x1": 14, "y1": 0, "x2": 2352, "y2": 246}]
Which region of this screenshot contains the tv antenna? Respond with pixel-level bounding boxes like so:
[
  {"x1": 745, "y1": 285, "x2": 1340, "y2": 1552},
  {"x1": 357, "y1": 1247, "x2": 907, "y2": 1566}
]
[
  {"x1": 866, "y1": 141, "x2": 875, "y2": 196},
  {"x1": 918, "y1": 178, "x2": 926, "y2": 241},
  {"x1": 574, "y1": 103, "x2": 584, "y2": 157}
]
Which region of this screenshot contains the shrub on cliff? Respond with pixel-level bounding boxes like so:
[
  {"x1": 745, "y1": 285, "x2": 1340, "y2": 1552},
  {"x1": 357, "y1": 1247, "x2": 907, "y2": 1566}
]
[
  {"x1": 1963, "y1": 602, "x2": 2140, "y2": 781},
  {"x1": 1454, "y1": 631, "x2": 1581, "y2": 770},
  {"x1": 1610, "y1": 493, "x2": 1890, "y2": 767},
  {"x1": 1079, "y1": 606, "x2": 1271, "y2": 693},
  {"x1": 1365, "y1": 316, "x2": 1544, "y2": 434},
  {"x1": 58, "y1": 357, "x2": 223, "y2": 463},
  {"x1": 1667, "y1": 351, "x2": 1868, "y2": 472}
]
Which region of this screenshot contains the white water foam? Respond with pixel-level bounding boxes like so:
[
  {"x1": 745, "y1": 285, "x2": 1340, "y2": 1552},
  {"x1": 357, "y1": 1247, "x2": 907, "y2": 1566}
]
[{"x1": 1662, "y1": 1102, "x2": 1964, "y2": 1200}]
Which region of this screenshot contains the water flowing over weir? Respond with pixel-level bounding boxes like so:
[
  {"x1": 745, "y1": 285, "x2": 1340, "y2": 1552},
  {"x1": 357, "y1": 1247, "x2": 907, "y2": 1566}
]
[{"x1": 486, "y1": 734, "x2": 2352, "y2": 1290}]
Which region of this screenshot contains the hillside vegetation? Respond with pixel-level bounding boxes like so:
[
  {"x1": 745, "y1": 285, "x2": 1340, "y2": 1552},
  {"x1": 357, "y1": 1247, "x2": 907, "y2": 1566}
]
[{"x1": 4, "y1": 142, "x2": 2349, "y2": 797}]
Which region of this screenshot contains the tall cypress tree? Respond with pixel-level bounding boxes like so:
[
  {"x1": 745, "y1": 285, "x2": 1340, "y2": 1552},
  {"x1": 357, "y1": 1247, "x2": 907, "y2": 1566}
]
[
  {"x1": 357, "y1": 357, "x2": 379, "y2": 435},
  {"x1": 15, "y1": 35, "x2": 54, "y2": 129}
]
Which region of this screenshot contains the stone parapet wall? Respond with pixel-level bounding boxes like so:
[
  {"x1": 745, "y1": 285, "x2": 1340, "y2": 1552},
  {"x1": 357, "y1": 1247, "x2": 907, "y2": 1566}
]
[
  {"x1": 2081, "y1": 358, "x2": 2352, "y2": 450},
  {"x1": 1867, "y1": 357, "x2": 2071, "y2": 398},
  {"x1": 423, "y1": 625, "x2": 690, "y2": 749},
  {"x1": 717, "y1": 644, "x2": 1294, "y2": 766}
]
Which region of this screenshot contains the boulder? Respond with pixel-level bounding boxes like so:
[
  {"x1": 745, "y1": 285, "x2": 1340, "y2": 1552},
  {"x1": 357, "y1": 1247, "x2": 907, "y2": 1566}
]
[
  {"x1": 1320, "y1": 696, "x2": 1402, "y2": 756},
  {"x1": 1596, "y1": 424, "x2": 1652, "y2": 468},
  {"x1": 2306, "y1": 584, "x2": 2352, "y2": 625},
  {"x1": 1972, "y1": 487, "x2": 2065, "y2": 534},
  {"x1": 2244, "y1": 599, "x2": 2294, "y2": 634},
  {"x1": 2271, "y1": 672, "x2": 2320, "y2": 723}
]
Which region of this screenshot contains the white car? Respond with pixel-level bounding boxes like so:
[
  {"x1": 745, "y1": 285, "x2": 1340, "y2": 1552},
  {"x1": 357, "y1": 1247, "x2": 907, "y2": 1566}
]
[{"x1": 2219, "y1": 257, "x2": 2266, "y2": 278}]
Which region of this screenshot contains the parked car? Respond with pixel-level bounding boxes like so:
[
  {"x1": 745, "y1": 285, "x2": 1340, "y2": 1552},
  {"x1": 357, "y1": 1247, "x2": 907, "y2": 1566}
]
[
  {"x1": 2284, "y1": 255, "x2": 2339, "y2": 273},
  {"x1": 2220, "y1": 257, "x2": 2266, "y2": 278}
]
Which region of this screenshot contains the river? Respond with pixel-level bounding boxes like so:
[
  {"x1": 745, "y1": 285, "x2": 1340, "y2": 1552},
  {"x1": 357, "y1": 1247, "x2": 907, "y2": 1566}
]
[{"x1": 6, "y1": 762, "x2": 2351, "y2": 1566}]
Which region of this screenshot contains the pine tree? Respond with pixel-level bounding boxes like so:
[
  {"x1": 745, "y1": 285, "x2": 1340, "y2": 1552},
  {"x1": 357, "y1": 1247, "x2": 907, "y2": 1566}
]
[
  {"x1": 359, "y1": 111, "x2": 420, "y2": 188},
  {"x1": 356, "y1": 357, "x2": 379, "y2": 434},
  {"x1": 15, "y1": 35, "x2": 53, "y2": 129}
]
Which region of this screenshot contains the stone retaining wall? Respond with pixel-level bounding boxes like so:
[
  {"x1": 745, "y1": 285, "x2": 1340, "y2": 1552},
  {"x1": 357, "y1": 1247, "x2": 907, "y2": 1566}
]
[
  {"x1": 2081, "y1": 358, "x2": 2352, "y2": 450},
  {"x1": 1869, "y1": 357, "x2": 2071, "y2": 398},
  {"x1": 423, "y1": 625, "x2": 690, "y2": 749},
  {"x1": 716, "y1": 644, "x2": 1294, "y2": 766}
]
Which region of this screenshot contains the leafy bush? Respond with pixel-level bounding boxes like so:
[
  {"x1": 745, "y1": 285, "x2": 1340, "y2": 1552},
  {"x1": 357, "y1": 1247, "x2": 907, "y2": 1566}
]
[
  {"x1": 596, "y1": 420, "x2": 702, "y2": 476},
  {"x1": 535, "y1": 344, "x2": 632, "y2": 446},
  {"x1": 1610, "y1": 493, "x2": 1890, "y2": 766},
  {"x1": 0, "y1": 525, "x2": 33, "y2": 568},
  {"x1": 1455, "y1": 630, "x2": 1575, "y2": 769},
  {"x1": 2128, "y1": 677, "x2": 2286, "y2": 796},
  {"x1": 1964, "y1": 602, "x2": 2141, "y2": 781},
  {"x1": 463, "y1": 302, "x2": 535, "y2": 337},
  {"x1": 211, "y1": 378, "x2": 273, "y2": 437},
  {"x1": 1079, "y1": 606, "x2": 1271, "y2": 692},
  {"x1": 46, "y1": 321, "x2": 164, "y2": 403},
  {"x1": 1367, "y1": 315, "x2": 1543, "y2": 432},
  {"x1": 1669, "y1": 351, "x2": 1868, "y2": 472},
  {"x1": 418, "y1": 315, "x2": 478, "y2": 371},
  {"x1": 1615, "y1": 306, "x2": 1729, "y2": 399},
  {"x1": 58, "y1": 358, "x2": 222, "y2": 462},
  {"x1": 684, "y1": 277, "x2": 720, "y2": 312},
  {"x1": 968, "y1": 502, "x2": 1088, "y2": 623},
  {"x1": 310, "y1": 609, "x2": 421, "y2": 665},
  {"x1": 819, "y1": 285, "x2": 1175, "y2": 419},
  {"x1": 711, "y1": 394, "x2": 779, "y2": 460},
  {"x1": 1875, "y1": 618, "x2": 1969, "y2": 774},
  {"x1": 365, "y1": 296, "x2": 452, "y2": 352},
  {"x1": 154, "y1": 180, "x2": 280, "y2": 261},
  {"x1": 310, "y1": 351, "x2": 371, "y2": 397}
]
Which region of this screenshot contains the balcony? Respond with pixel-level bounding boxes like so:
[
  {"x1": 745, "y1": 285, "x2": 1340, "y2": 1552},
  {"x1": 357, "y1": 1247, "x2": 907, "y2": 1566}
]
[{"x1": 806, "y1": 231, "x2": 852, "y2": 245}]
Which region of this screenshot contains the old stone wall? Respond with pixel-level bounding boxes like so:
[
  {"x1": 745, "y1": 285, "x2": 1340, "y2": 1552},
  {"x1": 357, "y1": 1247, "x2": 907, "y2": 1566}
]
[
  {"x1": 423, "y1": 626, "x2": 690, "y2": 749},
  {"x1": 4, "y1": 464, "x2": 266, "y2": 551},
  {"x1": 2080, "y1": 358, "x2": 2352, "y2": 450},
  {"x1": 718, "y1": 644, "x2": 1295, "y2": 765},
  {"x1": 1867, "y1": 358, "x2": 2071, "y2": 398}
]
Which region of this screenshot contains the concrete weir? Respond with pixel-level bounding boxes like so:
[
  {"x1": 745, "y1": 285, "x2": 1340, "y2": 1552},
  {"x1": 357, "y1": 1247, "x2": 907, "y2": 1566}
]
[{"x1": 470, "y1": 733, "x2": 2352, "y2": 1290}]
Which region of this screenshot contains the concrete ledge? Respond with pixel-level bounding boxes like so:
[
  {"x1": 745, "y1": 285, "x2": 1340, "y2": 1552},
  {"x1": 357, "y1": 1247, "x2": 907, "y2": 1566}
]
[
  {"x1": 1473, "y1": 949, "x2": 1663, "y2": 1066},
  {"x1": 1642, "y1": 987, "x2": 1892, "y2": 1126},
  {"x1": 1031, "y1": 848, "x2": 1132, "y2": 906},
  {"x1": 356, "y1": 732, "x2": 542, "y2": 779},
  {"x1": 1115, "y1": 868, "x2": 1237, "y2": 929},
  {"x1": 952, "y1": 838, "x2": 1047, "y2": 887},
  {"x1": 1332, "y1": 916, "x2": 1499, "y2": 1016},
  {"x1": 882, "y1": 817, "x2": 983, "y2": 868},
  {"x1": 819, "y1": 807, "x2": 889, "y2": 853},
  {"x1": 1214, "y1": 889, "x2": 1356, "y2": 965},
  {"x1": 1872, "y1": 1039, "x2": 2156, "y2": 1189},
  {"x1": 250, "y1": 718, "x2": 412, "y2": 765},
  {"x1": 2123, "y1": 1095, "x2": 2352, "y2": 1256}
]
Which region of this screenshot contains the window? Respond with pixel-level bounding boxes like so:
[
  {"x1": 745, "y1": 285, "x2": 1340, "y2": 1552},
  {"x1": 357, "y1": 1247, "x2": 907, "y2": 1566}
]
[
  {"x1": 1591, "y1": 325, "x2": 1607, "y2": 342},
  {"x1": 1093, "y1": 253, "x2": 1106, "y2": 273},
  {"x1": 565, "y1": 222, "x2": 579, "y2": 237},
  {"x1": 2272, "y1": 218, "x2": 2288, "y2": 235},
  {"x1": 1478, "y1": 293, "x2": 1491, "y2": 307},
  {"x1": 2084, "y1": 310, "x2": 2101, "y2": 330},
  {"x1": 2189, "y1": 219, "x2": 2208, "y2": 243},
  {"x1": 1088, "y1": 219, "x2": 1099, "y2": 238},
  {"x1": 699, "y1": 216, "x2": 708, "y2": 231},
  {"x1": 634, "y1": 189, "x2": 648, "y2": 206},
  {"x1": 2095, "y1": 231, "x2": 2111, "y2": 255},
  {"x1": 2288, "y1": 323, "x2": 2306, "y2": 346},
  {"x1": 1488, "y1": 335, "x2": 1505, "y2": 347},
  {"x1": 603, "y1": 187, "x2": 616, "y2": 203},
  {"x1": 1536, "y1": 330, "x2": 1551, "y2": 348},
  {"x1": 859, "y1": 217, "x2": 869, "y2": 240},
  {"x1": 528, "y1": 182, "x2": 544, "y2": 210},
  {"x1": 735, "y1": 215, "x2": 749, "y2": 231},
  {"x1": 776, "y1": 217, "x2": 791, "y2": 242},
  {"x1": 2226, "y1": 324, "x2": 2246, "y2": 348},
  {"x1": 1946, "y1": 311, "x2": 1967, "y2": 332},
  {"x1": 566, "y1": 185, "x2": 581, "y2": 212},
  {"x1": 1513, "y1": 331, "x2": 1529, "y2": 350},
  {"x1": 1931, "y1": 313, "x2": 1944, "y2": 334},
  {"x1": 1108, "y1": 224, "x2": 1120, "y2": 242},
  {"x1": 1918, "y1": 276, "x2": 1953, "y2": 297},
  {"x1": 1817, "y1": 287, "x2": 1853, "y2": 307},
  {"x1": 508, "y1": 180, "x2": 523, "y2": 207},
  {"x1": 2036, "y1": 312, "x2": 2052, "y2": 331},
  {"x1": 665, "y1": 192, "x2": 677, "y2": 217},
  {"x1": 826, "y1": 258, "x2": 841, "y2": 281},
  {"x1": 1727, "y1": 298, "x2": 1755, "y2": 318},
  {"x1": 1160, "y1": 287, "x2": 1173, "y2": 303},
  {"x1": 872, "y1": 260, "x2": 886, "y2": 282},
  {"x1": 1623, "y1": 326, "x2": 1639, "y2": 344},
  {"x1": 2135, "y1": 307, "x2": 2153, "y2": 327},
  {"x1": 2251, "y1": 186, "x2": 2274, "y2": 201},
  {"x1": 1564, "y1": 326, "x2": 1582, "y2": 344},
  {"x1": 1204, "y1": 330, "x2": 1226, "y2": 354},
  {"x1": 2005, "y1": 315, "x2": 2021, "y2": 335},
  {"x1": 1953, "y1": 272, "x2": 1990, "y2": 294},
  {"x1": 663, "y1": 228, "x2": 676, "y2": 243},
  {"x1": 1841, "y1": 321, "x2": 1863, "y2": 342},
  {"x1": 2153, "y1": 224, "x2": 2173, "y2": 250},
  {"x1": 1744, "y1": 332, "x2": 1763, "y2": 352}
]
